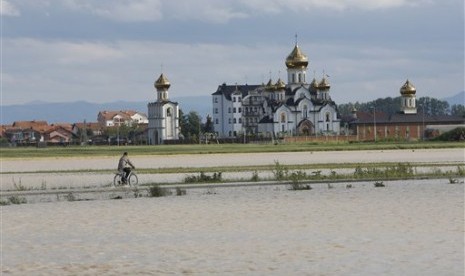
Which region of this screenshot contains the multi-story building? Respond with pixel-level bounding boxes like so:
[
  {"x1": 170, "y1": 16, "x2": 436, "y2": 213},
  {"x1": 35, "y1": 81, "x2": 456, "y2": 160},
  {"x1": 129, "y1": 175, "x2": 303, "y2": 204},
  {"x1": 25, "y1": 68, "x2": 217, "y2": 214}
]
[{"x1": 212, "y1": 43, "x2": 341, "y2": 138}]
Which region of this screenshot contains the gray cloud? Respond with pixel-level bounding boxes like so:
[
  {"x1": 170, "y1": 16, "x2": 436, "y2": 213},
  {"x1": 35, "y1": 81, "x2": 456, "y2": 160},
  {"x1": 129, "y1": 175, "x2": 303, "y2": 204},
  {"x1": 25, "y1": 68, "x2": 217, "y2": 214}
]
[
  {"x1": 1, "y1": 0, "x2": 20, "y2": 16},
  {"x1": 2, "y1": 0, "x2": 463, "y2": 107}
]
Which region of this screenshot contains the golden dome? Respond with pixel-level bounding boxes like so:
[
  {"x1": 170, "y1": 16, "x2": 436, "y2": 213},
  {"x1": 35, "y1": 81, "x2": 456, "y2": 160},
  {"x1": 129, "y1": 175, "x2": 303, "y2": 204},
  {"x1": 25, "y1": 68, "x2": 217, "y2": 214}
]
[
  {"x1": 318, "y1": 76, "x2": 330, "y2": 90},
  {"x1": 285, "y1": 45, "x2": 309, "y2": 69},
  {"x1": 265, "y1": 78, "x2": 275, "y2": 91},
  {"x1": 400, "y1": 79, "x2": 416, "y2": 95},
  {"x1": 154, "y1": 73, "x2": 170, "y2": 90},
  {"x1": 275, "y1": 78, "x2": 286, "y2": 90},
  {"x1": 310, "y1": 78, "x2": 319, "y2": 89}
]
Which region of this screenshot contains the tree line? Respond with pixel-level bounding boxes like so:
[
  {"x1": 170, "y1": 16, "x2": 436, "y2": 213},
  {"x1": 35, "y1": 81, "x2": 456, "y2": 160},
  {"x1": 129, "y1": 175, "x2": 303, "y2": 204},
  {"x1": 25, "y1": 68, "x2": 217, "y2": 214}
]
[{"x1": 337, "y1": 96, "x2": 465, "y2": 117}]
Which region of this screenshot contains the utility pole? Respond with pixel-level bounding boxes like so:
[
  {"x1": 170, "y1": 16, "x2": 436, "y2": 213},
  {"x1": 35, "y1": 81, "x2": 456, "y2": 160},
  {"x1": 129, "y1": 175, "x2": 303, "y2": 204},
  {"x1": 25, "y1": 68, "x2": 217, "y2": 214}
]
[{"x1": 373, "y1": 106, "x2": 377, "y2": 142}]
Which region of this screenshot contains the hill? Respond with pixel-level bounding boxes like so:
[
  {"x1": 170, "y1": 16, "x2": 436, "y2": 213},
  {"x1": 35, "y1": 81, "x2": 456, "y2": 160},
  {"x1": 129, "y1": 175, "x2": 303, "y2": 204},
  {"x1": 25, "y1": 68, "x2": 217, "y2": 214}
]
[
  {"x1": 442, "y1": 91, "x2": 464, "y2": 106},
  {"x1": 1, "y1": 96, "x2": 211, "y2": 125},
  {"x1": 2, "y1": 91, "x2": 462, "y2": 125}
]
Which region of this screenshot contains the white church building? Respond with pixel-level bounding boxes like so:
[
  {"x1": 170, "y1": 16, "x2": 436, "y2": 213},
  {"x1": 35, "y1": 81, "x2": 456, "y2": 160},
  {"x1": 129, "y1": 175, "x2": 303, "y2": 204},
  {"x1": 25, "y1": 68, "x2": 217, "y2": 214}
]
[
  {"x1": 147, "y1": 73, "x2": 180, "y2": 145},
  {"x1": 212, "y1": 43, "x2": 341, "y2": 138}
]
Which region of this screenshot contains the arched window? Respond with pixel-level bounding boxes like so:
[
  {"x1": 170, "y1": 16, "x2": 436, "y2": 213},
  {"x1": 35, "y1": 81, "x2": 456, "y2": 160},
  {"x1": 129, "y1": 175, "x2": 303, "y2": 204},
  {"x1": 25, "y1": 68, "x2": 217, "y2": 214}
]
[
  {"x1": 303, "y1": 105, "x2": 308, "y2": 118},
  {"x1": 325, "y1": 112, "x2": 331, "y2": 122},
  {"x1": 281, "y1": 112, "x2": 286, "y2": 123},
  {"x1": 167, "y1": 107, "x2": 172, "y2": 117}
]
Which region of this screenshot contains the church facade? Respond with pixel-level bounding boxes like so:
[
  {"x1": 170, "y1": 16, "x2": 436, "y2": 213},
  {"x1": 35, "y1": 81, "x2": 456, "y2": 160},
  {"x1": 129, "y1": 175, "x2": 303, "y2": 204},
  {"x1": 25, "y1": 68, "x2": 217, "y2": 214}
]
[
  {"x1": 212, "y1": 44, "x2": 341, "y2": 138},
  {"x1": 147, "y1": 73, "x2": 180, "y2": 145}
]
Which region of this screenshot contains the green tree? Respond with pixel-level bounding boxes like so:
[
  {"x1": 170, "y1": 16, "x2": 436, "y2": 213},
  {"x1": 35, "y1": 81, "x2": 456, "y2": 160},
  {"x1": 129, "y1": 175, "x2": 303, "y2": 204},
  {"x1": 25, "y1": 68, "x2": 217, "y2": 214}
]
[
  {"x1": 203, "y1": 114, "x2": 214, "y2": 133},
  {"x1": 180, "y1": 110, "x2": 202, "y2": 142},
  {"x1": 451, "y1": 104, "x2": 465, "y2": 117}
]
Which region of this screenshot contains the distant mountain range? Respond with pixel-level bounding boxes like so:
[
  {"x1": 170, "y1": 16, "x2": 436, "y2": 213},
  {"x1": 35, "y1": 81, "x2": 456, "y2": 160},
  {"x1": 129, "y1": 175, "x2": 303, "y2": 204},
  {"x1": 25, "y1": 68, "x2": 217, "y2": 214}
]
[
  {"x1": 1, "y1": 96, "x2": 211, "y2": 125},
  {"x1": 2, "y1": 92, "x2": 463, "y2": 125},
  {"x1": 442, "y1": 91, "x2": 464, "y2": 106}
]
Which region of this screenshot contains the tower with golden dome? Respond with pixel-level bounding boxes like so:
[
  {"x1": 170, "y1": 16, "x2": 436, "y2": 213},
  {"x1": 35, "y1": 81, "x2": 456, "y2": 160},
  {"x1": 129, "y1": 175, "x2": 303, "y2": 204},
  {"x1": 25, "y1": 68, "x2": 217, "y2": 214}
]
[
  {"x1": 399, "y1": 79, "x2": 417, "y2": 114},
  {"x1": 147, "y1": 73, "x2": 180, "y2": 145},
  {"x1": 285, "y1": 43, "x2": 309, "y2": 85},
  {"x1": 212, "y1": 42, "x2": 341, "y2": 138}
]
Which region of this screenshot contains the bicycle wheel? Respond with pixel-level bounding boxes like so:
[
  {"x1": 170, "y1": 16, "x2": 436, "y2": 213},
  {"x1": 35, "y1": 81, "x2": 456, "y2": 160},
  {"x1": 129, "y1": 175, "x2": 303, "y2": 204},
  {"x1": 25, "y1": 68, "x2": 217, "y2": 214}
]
[
  {"x1": 113, "y1": 174, "x2": 121, "y2": 187},
  {"x1": 128, "y1": 173, "x2": 138, "y2": 187}
]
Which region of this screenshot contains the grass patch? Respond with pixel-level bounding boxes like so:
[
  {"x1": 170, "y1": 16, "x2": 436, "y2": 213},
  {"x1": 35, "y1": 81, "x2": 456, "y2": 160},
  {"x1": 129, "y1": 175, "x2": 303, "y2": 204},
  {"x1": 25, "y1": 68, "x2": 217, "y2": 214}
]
[
  {"x1": 2, "y1": 141, "x2": 463, "y2": 159},
  {"x1": 184, "y1": 172, "x2": 222, "y2": 183},
  {"x1": 354, "y1": 163, "x2": 414, "y2": 179}
]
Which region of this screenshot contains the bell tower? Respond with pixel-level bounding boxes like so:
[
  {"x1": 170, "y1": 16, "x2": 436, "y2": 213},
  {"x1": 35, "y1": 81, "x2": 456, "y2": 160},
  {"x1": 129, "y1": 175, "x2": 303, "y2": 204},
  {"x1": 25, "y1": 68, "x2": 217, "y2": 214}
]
[
  {"x1": 154, "y1": 73, "x2": 171, "y2": 102},
  {"x1": 148, "y1": 72, "x2": 180, "y2": 145},
  {"x1": 400, "y1": 79, "x2": 417, "y2": 114},
  {"x1": 285, "y1": 38, "x2": 309, "y2": 85}
]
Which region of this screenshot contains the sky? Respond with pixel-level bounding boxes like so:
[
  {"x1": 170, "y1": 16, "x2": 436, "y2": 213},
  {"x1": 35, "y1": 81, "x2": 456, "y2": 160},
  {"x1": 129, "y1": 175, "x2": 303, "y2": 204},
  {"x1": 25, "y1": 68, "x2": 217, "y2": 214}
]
[{"x1": 1, "y1": 0, "x2": 464, "y2": 106}]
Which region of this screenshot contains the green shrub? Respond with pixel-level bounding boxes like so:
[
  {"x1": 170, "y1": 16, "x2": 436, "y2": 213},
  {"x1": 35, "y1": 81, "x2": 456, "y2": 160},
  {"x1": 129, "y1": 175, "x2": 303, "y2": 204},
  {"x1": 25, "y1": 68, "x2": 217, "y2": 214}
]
[
  {"x1": 176, "y1": 187, "x2": 187, "y2": 196},
  {"x1": 290, "y1": 183, "x2": 312, "y2": 190},
  {"x1": 8, "y1": 196, "x2": 27, "y2": 204},
  {"x1": 0, "y1": 199, "x2": 10, "y2": 206},
  {"x1": 65, "y1": 193, "x2": 76, "y2": 201},
  {"x1": 13, "y1": 178, "x2": 29, "y2": 191},
  {"x1": 457, "y1": 166, "x2": 465, "y2": 176},
  {"x1": 148, "y1": 185, "x2": 171, "y2": 197},
  {"x1": 251, "y1": 170, "x2": 260, "y2": 182},
  {"x1": 272, "y1": 161, "x2": 288, "y2": 181},
  {"x1": 184, "y1": 172, "x2": 222, "y2": 183}
]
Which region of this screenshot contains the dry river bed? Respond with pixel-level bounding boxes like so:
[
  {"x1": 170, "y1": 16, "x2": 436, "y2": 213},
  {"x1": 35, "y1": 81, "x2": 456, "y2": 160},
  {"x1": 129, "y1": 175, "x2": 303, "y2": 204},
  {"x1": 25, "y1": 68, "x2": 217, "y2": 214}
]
[{"x1": 1, "y1": 148, "x2": 464, "y2": 192}]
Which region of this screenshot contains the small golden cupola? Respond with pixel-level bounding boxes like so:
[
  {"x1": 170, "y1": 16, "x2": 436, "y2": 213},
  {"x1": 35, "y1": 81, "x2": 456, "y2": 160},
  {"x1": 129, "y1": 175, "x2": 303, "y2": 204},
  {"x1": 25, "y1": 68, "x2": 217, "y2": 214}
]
[
  {"x1": 285, "y1": 44, "x2": 309, "y2": 69},
  {"x1": 310, "y1": 78, "x2": 319, "y2": 89},
  {"x1": 275, "y1": 78, "x2": 286, "y2": 90},
  {"x1": 318, "y1": 76, "x2": 331, "y2": 90},
  {"x1": 400, "y1": 79, "x2": 416, "y2": 95},
  {"x1": 265, "y1": 78, "x2": 276, "y2": 91},
  {"x1": 154, "y1": 73, "x2": 171, "y2": 90},
  {"x1": 400, "y1": 79, "x2": 417, "y2": 114}
]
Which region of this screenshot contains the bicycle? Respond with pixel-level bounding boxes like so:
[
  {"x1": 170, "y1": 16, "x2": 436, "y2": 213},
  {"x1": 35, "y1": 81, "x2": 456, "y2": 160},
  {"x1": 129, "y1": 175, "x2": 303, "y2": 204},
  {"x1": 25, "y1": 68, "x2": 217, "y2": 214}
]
[{"x1": 113, "y1": 170, "x2": 138, "y2": 187}]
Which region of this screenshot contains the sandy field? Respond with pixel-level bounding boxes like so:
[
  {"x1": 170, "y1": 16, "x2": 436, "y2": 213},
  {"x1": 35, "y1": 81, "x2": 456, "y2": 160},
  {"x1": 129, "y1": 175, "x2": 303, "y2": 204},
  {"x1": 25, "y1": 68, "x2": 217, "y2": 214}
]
[
  {"x1": 1, "y1": 148, "x2": 464, "y2": 190},
  {"x1": 1, "y1": 149, "x2": 464, "y2": 275},
  {"x1": 2, "y1": 148, "x2": 464, "y2": 173},
  {"x1": 1, "y1": 179, "x2": 464, "y2": 275}
]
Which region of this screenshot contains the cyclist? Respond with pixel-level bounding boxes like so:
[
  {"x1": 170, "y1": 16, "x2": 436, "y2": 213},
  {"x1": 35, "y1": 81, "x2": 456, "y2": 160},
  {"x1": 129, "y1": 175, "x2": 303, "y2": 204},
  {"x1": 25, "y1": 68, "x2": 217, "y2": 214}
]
[{"x1": 117, "y1": 152, "x2": 135, "y2": 184}]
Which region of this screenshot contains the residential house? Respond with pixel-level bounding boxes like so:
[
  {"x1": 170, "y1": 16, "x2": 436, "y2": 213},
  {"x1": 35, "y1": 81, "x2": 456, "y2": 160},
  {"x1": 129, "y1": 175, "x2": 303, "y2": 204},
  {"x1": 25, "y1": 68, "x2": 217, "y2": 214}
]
[
  {"x1": 72, "y1": 122, "x2": 104, "y2": 137},
  {"x1": 2, "y1": 121, "x2": 76, "y2": 145},
  {"x1": 97, "y1": 110, "x2": 148, "y2": 127}
]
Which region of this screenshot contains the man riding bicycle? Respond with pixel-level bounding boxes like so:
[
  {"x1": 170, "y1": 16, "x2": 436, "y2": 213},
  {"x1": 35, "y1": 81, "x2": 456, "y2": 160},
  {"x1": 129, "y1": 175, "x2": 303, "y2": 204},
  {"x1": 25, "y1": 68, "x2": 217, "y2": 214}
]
[{"x1": 118, "y1": 152, "x2": 135, "y2": 184}]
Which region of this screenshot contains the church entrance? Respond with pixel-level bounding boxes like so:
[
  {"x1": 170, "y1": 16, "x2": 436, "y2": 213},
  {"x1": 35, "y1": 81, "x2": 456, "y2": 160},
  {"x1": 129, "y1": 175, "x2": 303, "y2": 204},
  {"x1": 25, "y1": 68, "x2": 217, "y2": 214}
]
[
  {"x1": 297, "y1": 119, "x2": 314, "y2": 135},
  {"x1": 154, "y1": 130, "x2": 159, "y2": 145}
]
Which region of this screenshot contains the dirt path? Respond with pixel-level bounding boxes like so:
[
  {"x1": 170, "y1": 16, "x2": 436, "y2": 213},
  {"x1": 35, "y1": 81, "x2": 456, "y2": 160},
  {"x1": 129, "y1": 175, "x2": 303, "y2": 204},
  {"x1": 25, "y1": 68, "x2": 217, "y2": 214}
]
[
  {"x1": 2, "y1": 148, "x2": 463, "y2": 173},
  {"x1": 1, "y1": 148, "x2": 463, "y2": 190}
]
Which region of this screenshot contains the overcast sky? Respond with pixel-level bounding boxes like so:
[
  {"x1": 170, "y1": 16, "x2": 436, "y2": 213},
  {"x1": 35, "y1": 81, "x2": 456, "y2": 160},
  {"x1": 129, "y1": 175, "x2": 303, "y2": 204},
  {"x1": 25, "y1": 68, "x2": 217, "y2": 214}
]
[{"x1": 1, "y1": 0, "x2": 464, "y2": 106}]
